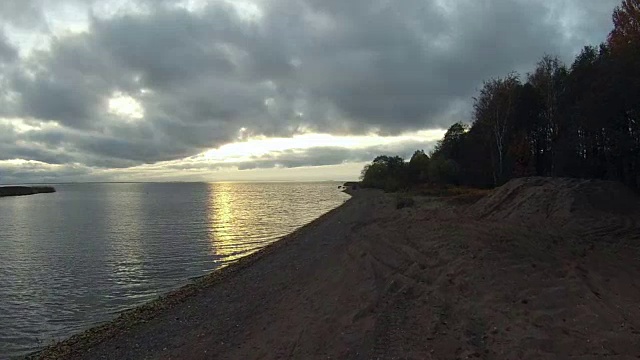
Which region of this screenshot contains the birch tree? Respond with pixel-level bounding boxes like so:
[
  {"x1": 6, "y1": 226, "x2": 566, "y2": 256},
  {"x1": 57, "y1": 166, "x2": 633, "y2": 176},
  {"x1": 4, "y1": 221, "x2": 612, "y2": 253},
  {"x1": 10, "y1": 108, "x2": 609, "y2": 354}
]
[{"x1": 473, "y1": 73, "x2": 520, "y2": 185}]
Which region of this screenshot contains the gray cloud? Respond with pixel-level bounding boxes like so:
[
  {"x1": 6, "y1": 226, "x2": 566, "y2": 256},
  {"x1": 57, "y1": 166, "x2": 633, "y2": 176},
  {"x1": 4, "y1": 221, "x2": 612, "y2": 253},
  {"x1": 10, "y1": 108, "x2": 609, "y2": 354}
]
[
  {"x1": 0, "y1": 0, "x2": 621, "y2": 181},
  {"x1": 0, "y1": 1, "x2": 46, "y2": 28},
  {"x1": 0, "y1": 159, "x2": 92, "y2": 184},
  {"x1": 0, "y1": 32, "x2": 17, "y2": 63}
]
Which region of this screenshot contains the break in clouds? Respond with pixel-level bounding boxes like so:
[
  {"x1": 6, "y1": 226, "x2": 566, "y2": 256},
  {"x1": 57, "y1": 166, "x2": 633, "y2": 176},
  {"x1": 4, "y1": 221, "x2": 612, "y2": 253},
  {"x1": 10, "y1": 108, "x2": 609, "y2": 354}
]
[{"x1": 0, "y1": 0, "x2": 620, "y2": 182}]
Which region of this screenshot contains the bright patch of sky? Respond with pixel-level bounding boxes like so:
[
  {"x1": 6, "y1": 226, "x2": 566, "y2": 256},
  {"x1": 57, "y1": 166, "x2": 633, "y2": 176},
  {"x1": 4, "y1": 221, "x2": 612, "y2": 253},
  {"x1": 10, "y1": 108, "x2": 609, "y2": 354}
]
[
  {"x1": 202, "y1": 130, "x2": 446, "y2": 162},
  {"x1": 107, "y1": 92, "x2": 145, "y2": 120}
]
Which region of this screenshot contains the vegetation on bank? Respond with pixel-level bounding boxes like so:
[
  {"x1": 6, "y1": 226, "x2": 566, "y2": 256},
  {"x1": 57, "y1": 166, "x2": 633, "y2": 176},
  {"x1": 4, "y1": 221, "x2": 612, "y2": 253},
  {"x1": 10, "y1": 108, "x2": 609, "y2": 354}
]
[{"x1": 361, "y1": 0, "x2": 640, "y2": 192}]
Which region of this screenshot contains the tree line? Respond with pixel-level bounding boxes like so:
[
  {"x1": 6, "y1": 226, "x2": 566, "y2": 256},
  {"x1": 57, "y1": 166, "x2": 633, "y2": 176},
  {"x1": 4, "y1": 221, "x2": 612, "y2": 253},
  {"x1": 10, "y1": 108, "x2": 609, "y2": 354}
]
[{"x1": 361, "y1": 0, "x2": 640, "y2": 192}]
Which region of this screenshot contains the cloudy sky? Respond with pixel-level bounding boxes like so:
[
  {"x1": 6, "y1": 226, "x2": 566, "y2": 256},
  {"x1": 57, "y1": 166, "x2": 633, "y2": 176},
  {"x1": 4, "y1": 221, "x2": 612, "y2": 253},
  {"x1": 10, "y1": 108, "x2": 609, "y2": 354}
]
[{"x1": 0, "y1": 0, "x2": 620, "y2": 183}]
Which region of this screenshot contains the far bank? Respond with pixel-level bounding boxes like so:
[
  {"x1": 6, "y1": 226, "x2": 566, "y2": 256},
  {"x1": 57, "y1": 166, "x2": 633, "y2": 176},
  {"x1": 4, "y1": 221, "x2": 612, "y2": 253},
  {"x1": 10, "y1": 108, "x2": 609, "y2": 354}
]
[{"x1": 0, "y1": 186, "x2": 56, "y2": 197}]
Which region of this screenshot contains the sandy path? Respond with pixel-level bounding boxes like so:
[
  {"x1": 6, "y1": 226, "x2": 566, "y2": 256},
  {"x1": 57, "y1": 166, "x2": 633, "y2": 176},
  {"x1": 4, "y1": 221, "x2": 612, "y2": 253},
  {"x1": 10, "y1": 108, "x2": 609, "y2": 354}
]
[{"x1": 36, "y1": 187, "x2": 640, "y2": 359}]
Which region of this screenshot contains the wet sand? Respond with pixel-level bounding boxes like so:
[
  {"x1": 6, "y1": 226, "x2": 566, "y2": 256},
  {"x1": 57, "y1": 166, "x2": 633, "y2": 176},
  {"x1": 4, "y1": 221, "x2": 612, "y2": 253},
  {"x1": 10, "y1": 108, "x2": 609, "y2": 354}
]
[{"x1": 34, "y1": 183, "x2": 640, "y2": 359}]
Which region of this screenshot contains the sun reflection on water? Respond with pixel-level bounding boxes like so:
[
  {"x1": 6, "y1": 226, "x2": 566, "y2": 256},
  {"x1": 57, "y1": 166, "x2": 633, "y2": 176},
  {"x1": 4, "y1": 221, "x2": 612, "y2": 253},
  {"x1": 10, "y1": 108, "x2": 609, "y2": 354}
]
[
  {"x1": 208, "y1": 183, "x2": 267, "y2": 264},
  {"x1": 0, "y1": 182, "x2": 349, "y2": 358},
  {"x1": 207, "y1": 182, "x2": 350, "y2": 267}
]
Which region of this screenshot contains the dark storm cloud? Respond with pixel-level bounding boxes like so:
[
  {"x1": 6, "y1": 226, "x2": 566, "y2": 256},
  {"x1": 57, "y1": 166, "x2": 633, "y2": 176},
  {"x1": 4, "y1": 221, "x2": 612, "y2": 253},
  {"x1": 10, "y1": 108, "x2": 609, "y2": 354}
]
[
  {"x1": 291, "y1": 0, "x2": 616, "y2": 132},
  {"x1": 0, "y1": 0, "x2": 621, "y2": 177}
]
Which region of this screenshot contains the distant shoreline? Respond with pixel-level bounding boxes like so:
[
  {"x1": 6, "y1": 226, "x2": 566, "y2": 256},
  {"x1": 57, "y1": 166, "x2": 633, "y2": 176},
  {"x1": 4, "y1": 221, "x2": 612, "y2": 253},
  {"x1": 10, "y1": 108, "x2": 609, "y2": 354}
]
[
  {"x1": 0, "y1": 186, "x2": 56, "y2": 197},
  {"x1": 2, "y1": 180, "x2": 355, "y2": 185}
]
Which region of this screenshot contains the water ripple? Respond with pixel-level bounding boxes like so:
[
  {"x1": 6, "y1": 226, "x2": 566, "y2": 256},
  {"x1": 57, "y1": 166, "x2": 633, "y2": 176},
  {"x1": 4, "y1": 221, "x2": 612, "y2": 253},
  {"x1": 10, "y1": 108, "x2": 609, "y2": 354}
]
[{"x1": 0, "y1": 182, "x2": 349, "y2": 357}]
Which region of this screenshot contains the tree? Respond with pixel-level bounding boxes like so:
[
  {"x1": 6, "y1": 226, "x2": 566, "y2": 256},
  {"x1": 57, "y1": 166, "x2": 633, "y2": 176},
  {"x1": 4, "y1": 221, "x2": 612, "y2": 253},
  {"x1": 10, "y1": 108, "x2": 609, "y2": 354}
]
[
  {"x1": 360, "y1": 162, "x2": 388, "y2": 189},
  {"x1": 408, "y1": 150, "x2": 430, "y2": 184},
  {"x1": 528, "y1": 55, "x2": 567, "y2": 175},
  {"x1": 432, "y1": 122, "x2": 468, "y2": 161},
  {"x1": 360, "y1": 155, "x2": 409, "y2": 192},
  {"x1": 608, "y1": 0, "x2": 640, "y2": 50},
  {"x1": 473, "y1": 74, "x2": 520, "y2": 185},
  {"x1": 358, "y1": 0, "x2": 640, "y2": 191},
  {"x1": 428, "y1": 156, "x2": 460, "y2": 185}
]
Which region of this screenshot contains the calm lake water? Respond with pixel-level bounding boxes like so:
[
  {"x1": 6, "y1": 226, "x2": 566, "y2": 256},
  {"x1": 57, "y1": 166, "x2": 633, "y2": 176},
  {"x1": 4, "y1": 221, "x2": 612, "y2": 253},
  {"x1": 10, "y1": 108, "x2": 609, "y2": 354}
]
[{"x1": 0, "y1": 182, "x2": 349, "y2": 358}]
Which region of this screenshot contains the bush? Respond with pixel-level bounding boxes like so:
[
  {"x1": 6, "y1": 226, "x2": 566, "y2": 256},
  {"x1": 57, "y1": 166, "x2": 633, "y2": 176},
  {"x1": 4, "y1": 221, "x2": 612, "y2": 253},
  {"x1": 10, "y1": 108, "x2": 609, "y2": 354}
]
[
  {"x1": 408, "y1": 150, "x2": 430, "y2": 184},
  {"x1": 360, "y1": 155, "x2": 410, "y2": 192}
]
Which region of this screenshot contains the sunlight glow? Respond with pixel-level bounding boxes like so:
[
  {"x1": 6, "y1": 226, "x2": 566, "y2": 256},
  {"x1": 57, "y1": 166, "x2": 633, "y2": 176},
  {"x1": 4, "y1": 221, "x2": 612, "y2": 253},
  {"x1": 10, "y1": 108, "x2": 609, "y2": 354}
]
[
  {"x1": 108, "y1": 92, "x2": 145, "y2": 120},
  {"x1": 0, "y1": 159, "x2": 31, "y2": 166},
  {"x1": 207, "y1": 183, "x2": 264, "y2": 263},
  {"x1": 0, "y1": 159, "x2": 55, "y2": 166},
  {"x1": 201, "y1": 130, "x2": 446, "y2": 162},
  {"x1": 0, "y1": 118, "x2": 60, "y2": 133},
  {"x1": 225, "y1": 0, "x2": 263, "y2": 22}
]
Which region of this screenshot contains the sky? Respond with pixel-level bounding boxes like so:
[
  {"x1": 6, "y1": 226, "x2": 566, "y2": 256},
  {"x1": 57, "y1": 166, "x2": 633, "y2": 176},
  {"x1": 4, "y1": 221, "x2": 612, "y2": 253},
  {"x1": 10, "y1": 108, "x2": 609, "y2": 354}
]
[{"x1": 0, "y1": 0, "x2": 621, "y2": 183}]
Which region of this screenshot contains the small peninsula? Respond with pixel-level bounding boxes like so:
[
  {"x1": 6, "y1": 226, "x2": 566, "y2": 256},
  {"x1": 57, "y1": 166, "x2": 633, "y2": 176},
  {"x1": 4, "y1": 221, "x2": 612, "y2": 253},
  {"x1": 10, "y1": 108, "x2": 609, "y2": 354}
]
[{"x1": 0, "y1": 186, "x2": 56, "y2": 197}]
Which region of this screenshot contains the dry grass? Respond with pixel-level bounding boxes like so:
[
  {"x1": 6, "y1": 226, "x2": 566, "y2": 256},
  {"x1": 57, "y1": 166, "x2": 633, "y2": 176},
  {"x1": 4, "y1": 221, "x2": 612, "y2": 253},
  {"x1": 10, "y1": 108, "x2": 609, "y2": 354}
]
[
  {"x1": 410, "y1": 184, "x2": 491, "y2": 205},
  {"x1": 395, "y1": 194, "x2": 415, "y2": 209}
]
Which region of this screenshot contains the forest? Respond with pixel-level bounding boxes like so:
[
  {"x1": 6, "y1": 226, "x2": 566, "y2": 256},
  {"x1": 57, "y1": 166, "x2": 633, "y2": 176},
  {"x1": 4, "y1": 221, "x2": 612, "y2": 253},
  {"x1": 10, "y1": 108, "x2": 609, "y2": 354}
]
[{"x1": 361, "y1": 0, "x2": 640, "y2": 192}]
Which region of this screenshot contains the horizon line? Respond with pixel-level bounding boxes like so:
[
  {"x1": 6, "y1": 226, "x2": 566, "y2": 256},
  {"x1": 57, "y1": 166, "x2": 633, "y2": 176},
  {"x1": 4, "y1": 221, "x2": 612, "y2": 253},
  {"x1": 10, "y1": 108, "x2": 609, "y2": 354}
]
[{"x1": 1, "y1": 180, "x2": 357, "y2": 185}]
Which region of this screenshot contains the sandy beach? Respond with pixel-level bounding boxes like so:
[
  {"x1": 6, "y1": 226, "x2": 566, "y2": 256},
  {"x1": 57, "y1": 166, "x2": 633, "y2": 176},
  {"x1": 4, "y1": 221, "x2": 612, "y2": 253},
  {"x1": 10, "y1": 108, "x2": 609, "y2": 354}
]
[{"x1": 34, "y1": 178, "x2": 640, "y2": 359}]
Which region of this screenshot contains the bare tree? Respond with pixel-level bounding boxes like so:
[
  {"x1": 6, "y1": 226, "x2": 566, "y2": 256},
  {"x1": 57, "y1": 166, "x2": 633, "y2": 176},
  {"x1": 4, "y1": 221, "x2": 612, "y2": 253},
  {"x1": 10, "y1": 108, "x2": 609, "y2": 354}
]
[{"x1": 474, "y1": 73, "x2": 520, "y2": 185}]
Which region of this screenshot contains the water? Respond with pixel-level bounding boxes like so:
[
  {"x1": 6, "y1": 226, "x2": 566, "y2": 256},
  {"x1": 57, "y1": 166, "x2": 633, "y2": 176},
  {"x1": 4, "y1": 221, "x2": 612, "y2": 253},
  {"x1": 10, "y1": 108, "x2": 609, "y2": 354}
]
[{"x1": 0, "y1": 182, "x2": 349, "y2": 358}]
